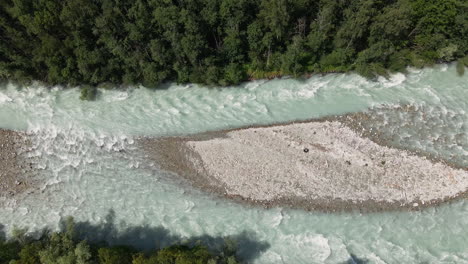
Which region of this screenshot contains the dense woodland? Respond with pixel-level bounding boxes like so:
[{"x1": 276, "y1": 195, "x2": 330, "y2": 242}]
[
  {"x1": 0, "y1": 218, "x2": 240, "y2": 264},
  {"x1": 0, "y1": 0, "x2": 467, "y2": 96}
]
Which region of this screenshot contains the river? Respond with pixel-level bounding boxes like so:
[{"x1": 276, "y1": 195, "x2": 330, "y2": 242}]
[{"x1": 0, "y1": 64, "x2": 467, "y2": 263}]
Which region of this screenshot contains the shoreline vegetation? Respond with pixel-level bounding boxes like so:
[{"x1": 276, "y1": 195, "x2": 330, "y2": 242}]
[
  {"x1": 0, "y1": 0, "x2": 467, "y2": 100},
  {"x1": 0, "y1": 217, "x2": 242, "y2": 264},
  {"x1": 138, "y1": 110, "x2": 468, "y2": 213}
]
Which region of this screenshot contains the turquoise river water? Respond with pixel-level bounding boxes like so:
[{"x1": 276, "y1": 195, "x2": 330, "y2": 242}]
[{"x1": 0, "y1": 64, "x2": 467, "y2": 263}]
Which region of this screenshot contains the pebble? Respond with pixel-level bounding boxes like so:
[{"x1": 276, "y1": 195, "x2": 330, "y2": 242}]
[{"x1": 0, "y1": 129, "x2": 33, "y2": 196}]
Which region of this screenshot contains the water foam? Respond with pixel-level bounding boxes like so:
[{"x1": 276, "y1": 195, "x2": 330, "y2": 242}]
[{"x1": 0, "y1": 64, "x2": 467, "y2": 263}]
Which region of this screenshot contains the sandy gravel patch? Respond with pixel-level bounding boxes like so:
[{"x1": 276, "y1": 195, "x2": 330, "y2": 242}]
[
  {"x1": 0, "y1": 129, "x2": 36, "y2": 199},
  {"x1": 139, "y1": 120, "x2": 468, "y2": 212}
]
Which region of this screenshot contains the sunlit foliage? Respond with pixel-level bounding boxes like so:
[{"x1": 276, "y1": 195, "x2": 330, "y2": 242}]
[
  {"x1": 0, "y1": 217, "x2": 239, "y2": 264},
  {"x1": 0, "y1": 0, "x2": 466, "y2": 95}
]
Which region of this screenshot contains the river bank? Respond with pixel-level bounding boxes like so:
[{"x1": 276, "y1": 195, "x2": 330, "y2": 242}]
[
  {"x1": 139, "y1": 114, "x2": 468, "y2": 212},
  {"x1": 0, "y1": 129, "x2": 35, "y2": 199}
]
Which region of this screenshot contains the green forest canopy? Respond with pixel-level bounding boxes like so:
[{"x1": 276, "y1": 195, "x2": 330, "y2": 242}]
[
  {"x1": 0, "y1": 0, "x2": 467, "y2": 91},
  {"x1": 0, "y1": 218, "x2": 240, "y2": 264}
]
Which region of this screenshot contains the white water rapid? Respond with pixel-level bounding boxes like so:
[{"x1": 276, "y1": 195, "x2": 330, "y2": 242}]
[{"x1": 0, "y1": 64, "x2": 467, "y2": 263}]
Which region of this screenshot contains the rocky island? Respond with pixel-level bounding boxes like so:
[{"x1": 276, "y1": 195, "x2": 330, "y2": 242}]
[{"x1": 139, "y1": 117, "x2": 468, "y2": 212}]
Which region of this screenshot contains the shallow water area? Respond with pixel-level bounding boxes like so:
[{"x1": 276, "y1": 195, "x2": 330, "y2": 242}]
[{"x1": 0, "y1": 64, "x2": 467, "y2": 263}]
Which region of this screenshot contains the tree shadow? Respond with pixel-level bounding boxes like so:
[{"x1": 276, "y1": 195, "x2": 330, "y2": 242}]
[
  {"x1": 343, "y1": 253, "x2": 369, "y2": 264},
  {"x1": 57, "y1": 209, "x2": 270, "y2": 263},
  {"x1": 0, "y1": 224, "x2": 5, "y2": 241}
]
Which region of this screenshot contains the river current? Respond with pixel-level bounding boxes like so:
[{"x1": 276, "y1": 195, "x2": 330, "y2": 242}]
[{"x1": 0, "y1": 64, "x2": 467, "y2": 263}]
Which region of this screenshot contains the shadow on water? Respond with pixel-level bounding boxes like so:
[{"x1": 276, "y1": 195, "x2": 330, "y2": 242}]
[
  {"x1": 0, "y1": 221, "x2": 370, "y2": 263},
  {"x1": 49, "y1": 210, "x2": 270, "y2": 263},
  {"x1": 0, "y1": 224, "x2": 5, "y2": 241},
  {"x1": 343, "y1": 254, "x2": 369, "y2": 264}
]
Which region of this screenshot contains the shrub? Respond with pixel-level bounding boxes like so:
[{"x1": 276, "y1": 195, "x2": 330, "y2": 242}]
[
  {"x1": 456, "y1": 59, "x2": 465, "y2": 76},
  {"x1": 80, "y1": 85, "x2": 97, "y2": 101}
]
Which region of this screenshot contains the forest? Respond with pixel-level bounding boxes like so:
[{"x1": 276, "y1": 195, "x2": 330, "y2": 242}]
[
  {"x1": 0, "y1": 0, "x2": 467, "y2": 97},
  {"x1": 0, "y1": 218, "x2": 240, "y2": 264}
]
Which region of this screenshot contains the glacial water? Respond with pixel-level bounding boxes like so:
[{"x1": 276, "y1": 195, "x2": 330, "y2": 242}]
[{"x1": 0, "y1": 64, "x2": 467, "y2": 263}]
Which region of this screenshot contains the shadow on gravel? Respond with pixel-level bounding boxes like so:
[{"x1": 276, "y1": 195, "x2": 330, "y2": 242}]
[{"x1": 58, "y1": 209, "x2": 270, "y2": 263}]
